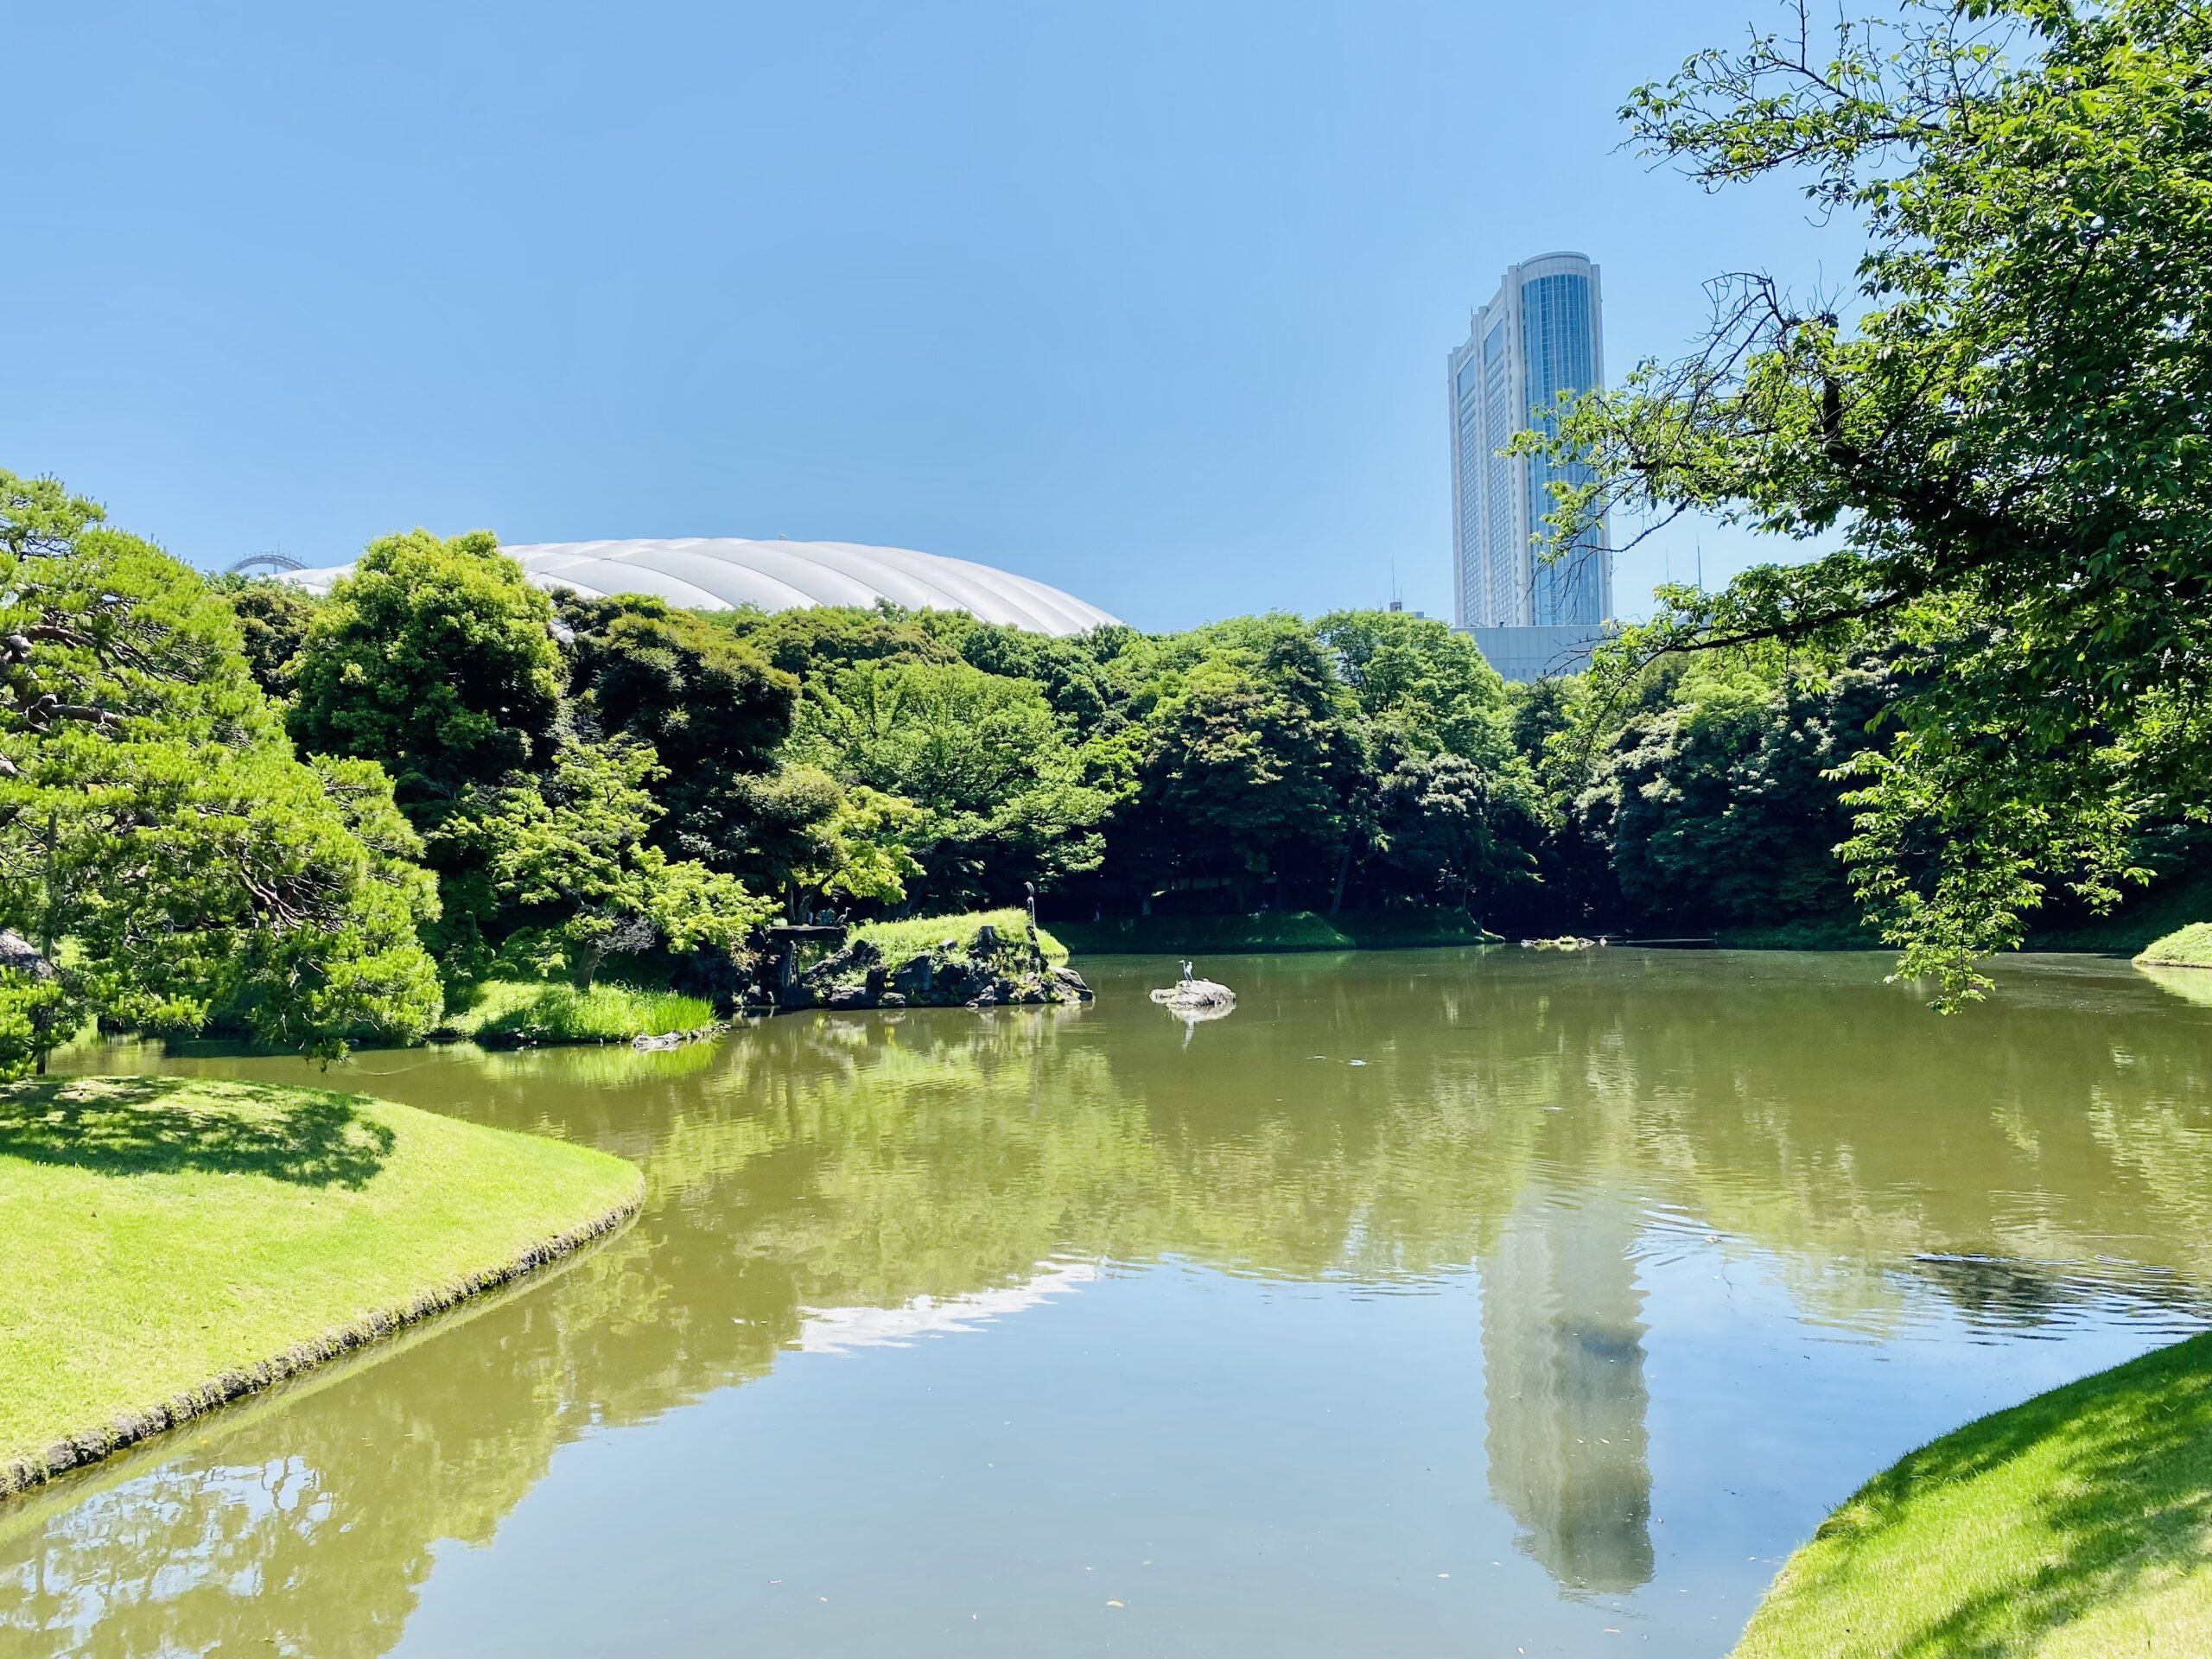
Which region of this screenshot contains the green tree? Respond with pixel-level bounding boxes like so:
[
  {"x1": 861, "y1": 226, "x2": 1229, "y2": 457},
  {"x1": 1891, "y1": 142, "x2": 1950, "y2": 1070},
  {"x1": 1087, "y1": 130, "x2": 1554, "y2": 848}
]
[
  {"x1": 0, "y1": 471, "x2": 441, "y2": 1068},
  {"x1": 719, "y1": 604, "x2": 954, "y2": 680},
  {"x1": 288, "y1": 531, "x2": 563, "y2": 813},
  {"x1": 215, "y1": 577, "x2": 319, "y2": 701},
  {"x1": 939, "y1": 616, "x2": 1130, "y2": 728},
  {"x1": 560, "y1": 594, "x2": 798, "y2": 864},
  {"x1": 1315, "y1": 610, "x2": 1513, "y2": 765},
  {"x1": 1533, "y1": 0, "x2": 2212, "y2": 997},
  {"x1": 1375, "y1": 751, "x2": 1543, "y2": 918},
  {"x1": 1574, "y1": 657, "x2": 1891, "y2": 929},
  {"x1": 785, "y1": 780, "x2": 926, "y2": 913},
  {"x1": 1132, "y1": 616, "x2": 1374, "y2": 909},
  {"x1": 436, "y1": 738, "x2": 773, "y2": 988},
  {"x1": 787, "y1": 659, "x2": 1115, "y2": 903}
]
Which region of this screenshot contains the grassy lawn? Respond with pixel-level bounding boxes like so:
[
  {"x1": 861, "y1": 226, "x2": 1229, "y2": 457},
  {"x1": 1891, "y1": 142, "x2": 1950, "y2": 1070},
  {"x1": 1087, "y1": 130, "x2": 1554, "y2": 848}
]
[
  {"x1": 1, "y1": 1074, "x2": 642, "y2": 1492},
  {"x1": 2135, "y1": 922, "x2": 2212, "y2": 969},
  {"x1": 851, "y1": 909, "x2": 1068, "y2": 969},
  {"x1": 436, "y1": 979, "x2": 716, "y2": 1045},
  {"x1": 1732, "y1": 1333, "x2": 2212, "y2": 1658},
  {"x1": 1051, "y1": 908, "x2": 1498, "y2": 956}
]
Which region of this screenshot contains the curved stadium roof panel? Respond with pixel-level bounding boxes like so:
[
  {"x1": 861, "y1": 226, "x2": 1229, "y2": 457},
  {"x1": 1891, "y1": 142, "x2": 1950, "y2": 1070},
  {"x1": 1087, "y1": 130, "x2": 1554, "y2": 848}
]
[{"x1": 287, "y1": 537, "x2": 1121, "y2": 638}]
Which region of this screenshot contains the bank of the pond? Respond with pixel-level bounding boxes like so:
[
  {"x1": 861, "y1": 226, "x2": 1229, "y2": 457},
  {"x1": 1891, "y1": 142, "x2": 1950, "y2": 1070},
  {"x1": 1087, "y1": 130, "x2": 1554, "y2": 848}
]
[
  {"x1": 434, "y1": 979, "x2": 717, "y2": 1046},
  {"x1": 0, "y1": 1075, "x2": 642, "y2": 1497},
  {"x1": 2135, "y1": 922, "x2": 2212, "y2": 969},
  {"x1": 1052, "y1": 908, "x2": 1501, "y2": 956},
  {"x1": 1732, "y1": 1332, "x2": 2212, "y2": 1658}
]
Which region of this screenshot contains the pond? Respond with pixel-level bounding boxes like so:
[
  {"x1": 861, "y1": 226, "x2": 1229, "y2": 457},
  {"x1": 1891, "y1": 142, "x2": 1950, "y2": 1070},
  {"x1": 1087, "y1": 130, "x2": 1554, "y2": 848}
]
[{"x1": 5, "y1": 949, "x2": 2211, "y2": 1656}]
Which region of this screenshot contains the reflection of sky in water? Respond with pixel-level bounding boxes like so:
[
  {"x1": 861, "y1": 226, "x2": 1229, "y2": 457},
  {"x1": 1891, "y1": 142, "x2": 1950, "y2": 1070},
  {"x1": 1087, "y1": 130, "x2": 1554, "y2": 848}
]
[
  {"x1": 6, "y1": 950, "x2": 2212, "y2": 1656},
  {"x1": 797, "y1": 1261, "x2": 1100, "y2": 1353}
]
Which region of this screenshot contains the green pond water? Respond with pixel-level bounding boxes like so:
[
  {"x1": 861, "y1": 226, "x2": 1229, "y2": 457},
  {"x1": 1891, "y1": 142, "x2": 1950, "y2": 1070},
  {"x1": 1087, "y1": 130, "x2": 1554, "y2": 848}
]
[{"x1": 5, "y1": 949, "x2": 2212, "y2": 1656}]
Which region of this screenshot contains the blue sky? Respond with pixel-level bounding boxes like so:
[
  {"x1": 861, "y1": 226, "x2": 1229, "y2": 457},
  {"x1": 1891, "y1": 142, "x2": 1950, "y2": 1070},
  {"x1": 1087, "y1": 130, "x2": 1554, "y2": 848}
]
[{"x1": 7, "y1": 1, "x2": 1857, "y2": 631}]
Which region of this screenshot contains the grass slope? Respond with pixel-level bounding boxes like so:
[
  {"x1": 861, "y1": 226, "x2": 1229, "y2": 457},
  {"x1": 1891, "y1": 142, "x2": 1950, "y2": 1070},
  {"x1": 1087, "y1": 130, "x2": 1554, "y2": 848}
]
[
  {"x1": 2032, "y1": 867, "x2": 2212, "y2": 954},
  {"x1": 1732, "y1": 1333, "x2": 2212, "y2": 1658},
  {"x1": 852, "y1": 909, "x2": 1069, "y2": 969},
  {"x1": 437, "y1": 979, "x2": 715, "y2": 1045},
  {"x1": 2135, "y1": 922, "x2": 2212, "y2": 969},
  {"x1": 1052, "y1": 908, "x2": 1500, "y2": 956},
  {"x1": 1, "y1": 1075, "x2": 641, "y2": 1491}
]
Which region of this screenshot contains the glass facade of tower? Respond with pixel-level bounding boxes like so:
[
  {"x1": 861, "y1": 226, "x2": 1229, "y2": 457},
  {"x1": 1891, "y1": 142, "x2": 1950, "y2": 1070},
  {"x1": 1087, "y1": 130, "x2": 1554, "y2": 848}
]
[
  {"x1": 1519, "y1": 270, "x2": 1605, "y2": 625},
  {"x1": 1447, "y1": 253, "x2": 1611, "y2": 641},
  {"x1": 1452, "y1": 350, "x2": 1485, "y2": 627}
]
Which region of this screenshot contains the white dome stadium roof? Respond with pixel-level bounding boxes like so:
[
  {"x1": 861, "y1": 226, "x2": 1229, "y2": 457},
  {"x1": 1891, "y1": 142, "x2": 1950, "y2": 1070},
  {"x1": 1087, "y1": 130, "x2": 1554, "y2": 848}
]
[{"x1": 288, "y1": 537, "x2": 1121, "y2": 638}]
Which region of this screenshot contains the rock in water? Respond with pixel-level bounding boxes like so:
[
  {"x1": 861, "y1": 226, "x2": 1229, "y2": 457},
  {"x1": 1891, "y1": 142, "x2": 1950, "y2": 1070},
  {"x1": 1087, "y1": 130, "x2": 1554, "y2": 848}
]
[
  {"x1": 777, "y1": 926, "x2": 1093, "y2": 1012},
  {"x1": 1150, "y1": 978, "x2": 1236, "y2": 1012}
]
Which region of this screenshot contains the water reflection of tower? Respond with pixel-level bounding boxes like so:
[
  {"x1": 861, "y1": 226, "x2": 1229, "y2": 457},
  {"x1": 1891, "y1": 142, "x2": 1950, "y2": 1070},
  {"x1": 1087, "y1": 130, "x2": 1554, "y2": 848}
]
[{"x1": 1481, "y1": 1192, "x2": 1654, "y2": 1593}]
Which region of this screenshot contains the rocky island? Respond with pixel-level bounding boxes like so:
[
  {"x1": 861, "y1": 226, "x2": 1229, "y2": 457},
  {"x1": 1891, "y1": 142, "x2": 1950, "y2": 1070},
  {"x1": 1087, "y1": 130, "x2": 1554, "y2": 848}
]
[{"x1": 766, "y1": 911, "x2": 1093, "y2": 1013}]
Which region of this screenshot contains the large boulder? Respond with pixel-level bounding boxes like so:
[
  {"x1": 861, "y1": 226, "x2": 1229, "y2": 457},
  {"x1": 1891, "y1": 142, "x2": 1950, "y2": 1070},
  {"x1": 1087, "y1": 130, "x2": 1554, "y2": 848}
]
[
  {"x1": 0, "y1": 931, "x2": 55, "y2": 981},
  {"x1": 1150, "y1": 978, "x2": 1235, "y2": 1012}
]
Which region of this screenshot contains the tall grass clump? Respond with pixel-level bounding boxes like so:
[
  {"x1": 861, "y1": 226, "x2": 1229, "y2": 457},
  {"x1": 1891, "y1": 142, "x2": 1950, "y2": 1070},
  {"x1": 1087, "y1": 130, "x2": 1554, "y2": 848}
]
[{"x1": 442, "y1": 981, "x2": 715, "y2": 1046}]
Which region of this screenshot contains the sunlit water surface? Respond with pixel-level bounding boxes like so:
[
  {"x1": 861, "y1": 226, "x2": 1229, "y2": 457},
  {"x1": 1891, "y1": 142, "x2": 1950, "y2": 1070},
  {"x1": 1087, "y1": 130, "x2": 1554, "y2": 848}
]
[{"x1": 6, "y1": 950, "x2": 2212, "y2": 1656}]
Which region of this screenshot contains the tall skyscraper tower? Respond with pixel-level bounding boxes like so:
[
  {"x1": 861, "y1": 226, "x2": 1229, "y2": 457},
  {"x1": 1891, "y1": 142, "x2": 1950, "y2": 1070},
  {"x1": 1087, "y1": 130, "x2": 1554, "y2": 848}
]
[{"x1": 1448, "y1": 253, "x2": 1612, "y2": 675}]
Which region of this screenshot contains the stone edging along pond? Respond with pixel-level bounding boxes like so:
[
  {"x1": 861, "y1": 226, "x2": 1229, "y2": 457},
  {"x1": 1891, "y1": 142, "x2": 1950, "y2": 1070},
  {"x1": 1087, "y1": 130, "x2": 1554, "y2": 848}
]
[{"x1": 1, "y1": 1179, "x2": 645, "y2": 1500}]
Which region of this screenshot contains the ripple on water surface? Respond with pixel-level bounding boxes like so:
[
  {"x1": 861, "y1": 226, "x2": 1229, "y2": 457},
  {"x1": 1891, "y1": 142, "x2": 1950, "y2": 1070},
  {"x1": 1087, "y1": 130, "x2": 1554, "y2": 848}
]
[{"x1": 5, "y1": 948, "x2": 2211, "y2": 1656}]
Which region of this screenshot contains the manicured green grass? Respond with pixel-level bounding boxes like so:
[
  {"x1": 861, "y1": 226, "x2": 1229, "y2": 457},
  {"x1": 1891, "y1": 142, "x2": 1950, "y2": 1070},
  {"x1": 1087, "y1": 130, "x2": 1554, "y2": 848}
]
[
  {"x1": 2135, "y1": 922, "x2": 2212, "y2": 969},
  {"x1": 0, "y1": 1075, "x2": 641, "y2": 1489},
  {"x1": 1732, "y1": 1333, "x2": 2212, "y2": 1658},
  {"x1": 852, "y1": 909, "x2": 1068, "y2": 969},
  {"x1": 1051, "y1": 908, "x2": 1500, "y2": 956},
  {"x1": 2034, "y1": 868, "x2": 2212, "y2": 954},
  {"x1": 437, "y1": 979, "x2": 716, "y2": 1046}
]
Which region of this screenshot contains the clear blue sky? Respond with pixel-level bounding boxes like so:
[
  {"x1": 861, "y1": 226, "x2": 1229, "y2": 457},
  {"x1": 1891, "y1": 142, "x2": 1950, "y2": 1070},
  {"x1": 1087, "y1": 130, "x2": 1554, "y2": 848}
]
[{"x1": 7, "y1": 1, "x2": 1855, "y2": 630}]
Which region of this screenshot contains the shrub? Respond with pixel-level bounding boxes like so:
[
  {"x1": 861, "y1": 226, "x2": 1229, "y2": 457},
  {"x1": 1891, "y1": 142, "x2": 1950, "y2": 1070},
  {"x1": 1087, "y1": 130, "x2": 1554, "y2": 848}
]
[{"x1": 440, "y1": 981, "x2": 715, "y2": 1046}]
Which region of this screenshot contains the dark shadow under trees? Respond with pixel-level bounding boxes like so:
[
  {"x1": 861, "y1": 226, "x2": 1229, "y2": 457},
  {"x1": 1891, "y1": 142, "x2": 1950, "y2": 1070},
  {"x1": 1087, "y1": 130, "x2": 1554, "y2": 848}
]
[{"x1": 0, "y1": 1076, "x2": 396, "y2": 1189}]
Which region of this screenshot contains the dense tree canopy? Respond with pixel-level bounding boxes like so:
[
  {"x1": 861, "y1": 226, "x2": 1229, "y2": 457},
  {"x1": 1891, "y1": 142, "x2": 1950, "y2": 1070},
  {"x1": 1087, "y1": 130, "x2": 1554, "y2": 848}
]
[
  {"x1": 0, "y1": 471, "x2": 440, "y2": 1068},
  {"x1": 560, "y1": 594, "x2": 798, "y2": 868},
  {"x1": 1571, "y1": 655, "x2": 1892, "y2": 930},
  {"x1": 1532, "y1": 0, "x2": 2212, "y2": 995},
  {"x1": 217, "y1": 577, "x2": 318, "y2": 702},
  {"x1": 721, "y1": 605, "x2": 952, "y2": 680},
  {"x1": 1314, "y1": 610, "x2": 1513, "y2": 766},
  {"x1": 1376, "y1": 752, "x2": 1542, "y2": 916},
  {"x1": 785, "y1": 659, "x2": 1116, "y2": 904},
  {"x1": 288, "y1": 530, "x2": 563, "y2": 812}
]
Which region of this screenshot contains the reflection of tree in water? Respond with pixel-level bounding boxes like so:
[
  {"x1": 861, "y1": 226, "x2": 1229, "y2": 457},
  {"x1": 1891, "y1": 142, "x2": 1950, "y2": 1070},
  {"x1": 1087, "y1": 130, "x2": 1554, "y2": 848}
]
[
  {"x1": 0, "y1": 1283, "x2": 585, "y2": 1658},
  {"x1": 13, "y1": 951, "x2": 2212, "y2": 1649},
  {"x1": 1907, "y1": 1253, "x2": 2208, "y2": 1337}
]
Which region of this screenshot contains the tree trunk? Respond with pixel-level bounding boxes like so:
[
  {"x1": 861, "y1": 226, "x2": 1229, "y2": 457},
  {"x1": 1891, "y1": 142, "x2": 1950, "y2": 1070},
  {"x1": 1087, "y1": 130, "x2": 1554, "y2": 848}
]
[{"x1": 1329, "y1": 844, "x2": 1352, "y2": 915}]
